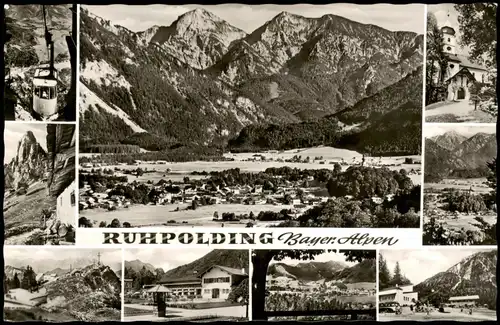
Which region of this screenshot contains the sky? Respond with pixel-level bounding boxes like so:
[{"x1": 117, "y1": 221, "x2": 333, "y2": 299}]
[
  {"x1": 428, "y1": 4, "x2": 469, "y2": 56},
  {"x1": 381, "y1": 248, "x2": 496, "y2": 285},
  {"x1": 4, "y1": 122, "x2": 47, "y2": 163},
  {"x1": 4, "y1": 248, "x2": 122, "y2": 273},
  {"x1": 424, "y1": 124, "x2": 496, "y2": 138},
  {"x1": 124, "y1": 248, "x2": 219, "y2": 272},
  {"x1": 270, "y1": 251, "x2": 357, "y2": 267},
  {"x1": 85, "y1": 4, "x2": 425, "y2": 34}
]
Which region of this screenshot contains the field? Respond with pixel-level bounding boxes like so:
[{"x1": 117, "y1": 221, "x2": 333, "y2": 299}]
[
  {"x1": 80, "y1": 203, "x2": 292, "y2": 227},
  {"x1": 425, "y1": 178, "x2": 490, "y2": 194},
  {"x1": 380, "y1": 307, "x2": 497, "y2": 321},
  {"x1": 80, "y1": 146, "x2": 422, "y2": 185}
]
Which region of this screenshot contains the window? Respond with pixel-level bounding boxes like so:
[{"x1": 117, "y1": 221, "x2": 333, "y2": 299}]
[
  {"x1": 447, "y1": 46, "x2": 451, "y2": 51},
  {"x1": 448, "y1": 38, "x2": 450, "y2": 42},
  {"x1": 71, "y1": 191, "x2": 76, "y2": 206},
  {"x1": 449, "y1": 64, "x2": 455, "y2": 69},
  {"x1": 38, "y1": 86, "x2": 56, "y2": 100},
  {"x1": 203, "y1": 277, "x2": 230, "y2": 284}
]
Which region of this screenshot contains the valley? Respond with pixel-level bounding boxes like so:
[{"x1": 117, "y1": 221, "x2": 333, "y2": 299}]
[
  {"x1": 78, "y1": 4, "x2": 424, "y2": 230},
  {"x1": 422, "y1": 126, "x2": 497, "y2": 246}
]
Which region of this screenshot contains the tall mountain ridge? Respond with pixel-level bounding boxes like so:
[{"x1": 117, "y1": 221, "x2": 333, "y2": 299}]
[
  {"x1": 4, "y1": 131, "x2": 47, "y2": 189},
  {"x1": 424, "y1": 131, "x2": 496, "y2": 180},
  {"x1": 161, "y1": 250, "x2": 249, "y2": 280},
  {"x1": 268, "y1": 259, "x2": 375, "y2": 283},
  {"x1": 414, "y1": 250, "x2": 497, "y2": 309},
  {"x1": 79, "y1": 7, "x2": 423, "y2": 153},
  {"x1": 125, "y1": 259, "x2": 161, "y2": 275}
]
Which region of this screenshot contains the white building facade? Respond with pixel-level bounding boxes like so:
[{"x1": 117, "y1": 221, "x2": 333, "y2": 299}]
[
  {"x1": 201, "y1": 266, "x2": 248, "y2": 300},
  {"x1": 57, "y1": 180, "x2": 76, "y2": 225},
  {"x1": 379, "y1": 284, "x2": 419, "y2": 306},
  {"x1": 433, "y1": 21, "x2": 490, "y2": 101}
]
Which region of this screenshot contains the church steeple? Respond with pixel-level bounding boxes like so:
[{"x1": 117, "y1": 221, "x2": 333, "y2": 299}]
[{"x1": 441, "y1": 11, "x2": 456, "y2": 55}]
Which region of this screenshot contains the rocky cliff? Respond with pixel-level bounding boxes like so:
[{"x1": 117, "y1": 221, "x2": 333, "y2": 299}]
[
  {"x1": 414, "y1": 250, "x2": 497, "y2": 309},
  {"x1": 79, "y1": 7, "x2": 423, "y2": 150},
  {"x1": 4, "y1": 131, "x2": 47, "y2": 189}
]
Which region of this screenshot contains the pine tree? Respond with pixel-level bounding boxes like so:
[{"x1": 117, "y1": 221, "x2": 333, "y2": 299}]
[
  {"x1": 392, "y1": 261, "x2": 403, "y2": 285},
  {"x1": 378, "y1": 253, "x2": 391, "y2": 290}
]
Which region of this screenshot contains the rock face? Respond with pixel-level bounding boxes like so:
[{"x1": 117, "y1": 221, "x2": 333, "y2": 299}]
[
  {"x1": 79, "y1": 7, "x2": 423, "y2": 149},
  {"x1": 425, "y1": 131, "x2": 496, "y2": 179},
  {"x1": 147, "y1": 8, "x2": 248, "y2": 70},
  {"x1": 43, "y1": 264, "x2": 121, "y2": 321},
  {"x1": 414, "y1": 250, "x2": 497, "y2": 308},
  {"x1": 4, "y1": 131, "x2": 47, "y2": 189}
]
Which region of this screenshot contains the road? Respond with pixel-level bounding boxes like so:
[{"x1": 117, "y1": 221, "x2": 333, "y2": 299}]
[
  {"x1": 380, "y1": 308, "x2": 497, "y2": 321},
  {"x1": 123, "y1": 303, "x2": 247, "y2": 321},
  {"x1": 425, "y1": 100, "x2": 496, "y2": 123}
]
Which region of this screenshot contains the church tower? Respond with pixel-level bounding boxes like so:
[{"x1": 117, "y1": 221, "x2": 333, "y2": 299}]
[{"x1": 441, "y1": 16, "x2": 456, "y2": 55}]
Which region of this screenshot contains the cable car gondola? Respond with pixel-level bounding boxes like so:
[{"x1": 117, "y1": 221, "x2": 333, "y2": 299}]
[{"x1": 32, "y1": 5, "x2": 59, "y2": 117}]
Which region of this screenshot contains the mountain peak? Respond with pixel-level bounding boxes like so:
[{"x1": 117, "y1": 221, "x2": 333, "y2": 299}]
[
  {"x1": 178, "y1": 7, "x2": 220, "y2": 23},
  {"x1": 21, "y1": 130, "x2": 37, "y2": 143}
]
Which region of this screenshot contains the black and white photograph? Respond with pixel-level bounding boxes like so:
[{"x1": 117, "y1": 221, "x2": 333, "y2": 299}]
[
  {"x1": 425, "y1": 3, "x2": 497, "y2": 123},
  {"x1": 4, "y1": 123, "x2": 76, "y2": 245},
  {"x1": 422, "y1": 124, "x2": 496, "y2": 246},
  {"x1": 251, "y1": 250, "x2": 376, "y2": 321},
  {"x1": 78, "y1": 3, "x2": 423, "y2": 230},
  {"x1": 3, "y1": 4, "x2": 77, "y2": 121},
  {"x1": 3, "y1": 247, "x2": 122, "y2": 322},
  {"x1": 378, "y1": 248, "x2": 497, "y2": 321},
  {"x1": 123, "y1": 249, "x2": 249, "y2": 321}
]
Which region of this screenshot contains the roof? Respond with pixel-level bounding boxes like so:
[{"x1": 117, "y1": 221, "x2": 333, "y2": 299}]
[
  {"x1": 33, "y1": 78, "x2": 57, "y2": 87},
  {"x1": 146, "y1": 285, "x2": 171, "y2": 293},
  {"x1": 200, "y1": 265, "x2": 248, "y2": 277},
  {"x1": 158, "y1": 275, "x2": 201, "y2": 284},
  {"x1": 380, "y1": 286, "x2": 403, "y2": 292},
  {"x1": 445, "y1": 67, "x2": 476, "y2": 83},
  {"x1": 446, "y1": 53, "x2": 488, "y2": 71},
  {"x1": 449, "y1": 295, "x2": 480, "y2": 301}
]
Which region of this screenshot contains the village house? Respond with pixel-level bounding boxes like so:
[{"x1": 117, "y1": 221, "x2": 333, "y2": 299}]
[
  {"x1": 378, "y1": 284, "x2": 418, "y2": 306},
  {"x1": 158, "y1": 265, "x2": 248, "y2": 301},
  {"x1": 124, "y1": 279, "x2": 134, "y2": 293},
  {"x1": 448, "y1": 295, "x2": 480, "y2": 307}
]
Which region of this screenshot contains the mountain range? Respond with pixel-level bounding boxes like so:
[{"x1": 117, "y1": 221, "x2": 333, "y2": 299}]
[
  {"x1": 424, "y1": 131, "x2": 496, "y2": 181},
  {"x1": 125, "y1": 259, "x2": 162, "y2": 275},
  {"x1": 414, "y1": 250, "x2": 497, "y2": 309},
  {"x1": 79, "y1": 6, "x2": 423, "y2": 155},
  {"x1": 160, "y1": 250, "x2": 249, "y2": 280},
  {"x1": 268, "y1": 258, "x2": 375, "y2": 283},
  {"x1": 4, "y1": 131, "x2": 48, "y2": 190}
]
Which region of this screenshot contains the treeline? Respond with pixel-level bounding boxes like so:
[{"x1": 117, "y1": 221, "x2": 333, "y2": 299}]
[
  {"x1": 79, "y1": 145, "x2": 225, "y2": 164},
  {"x1": 327, "y1": 167, "x2": 415, "y2": 199},
  {"x1": 378, "y1": 256, "x2": 411, "y2": 291},
  {"x1": 124, "y1": 266, "x2": 165, "y2": 292},
  {"x1": 290, "y1": 194, "x2": 420, "y2": 228},
  {"x1": 79, "y1": 173, "x2": 128, "y2": 190},
  {"x1": 4, "y1": 266, "x2": 38, "y2": 293},
  {"x1": 82, "y1": 144, "x2": 141, "y2": 154},
  {"x1": 265, "y1": 293, "x2": 373, "y2": 312},
  {"x1": 228, "y1": 118, "x2": 343, "y2": 152}
]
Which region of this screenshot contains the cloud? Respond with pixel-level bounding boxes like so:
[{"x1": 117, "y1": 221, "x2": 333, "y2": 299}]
[
  {"x1": 4, "y1": 123, "x2": 47, "y2": 163},
  {"x1": 424, "y1": 124, "x2": 496, "y2": 138},
  {"x1": 380, "y1": 248, "x2": 495, "y2": 285},
  {"x1": 85, "y1": 4, "x2": 424, "y2": 34}
]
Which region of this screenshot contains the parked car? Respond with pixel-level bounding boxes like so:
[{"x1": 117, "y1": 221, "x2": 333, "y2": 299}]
[{"x1": 379, "y1": 302, "x2": 401, "y2": 314}]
